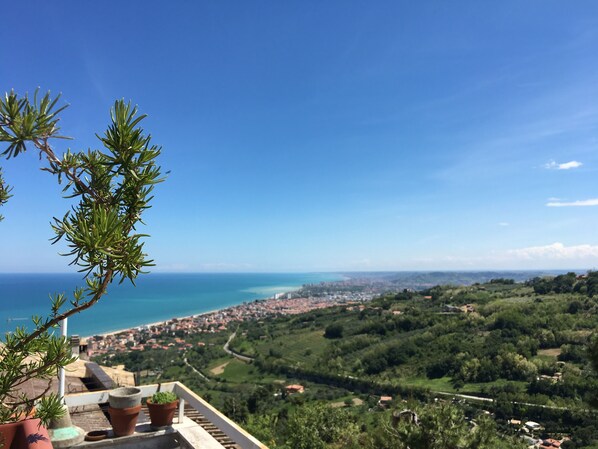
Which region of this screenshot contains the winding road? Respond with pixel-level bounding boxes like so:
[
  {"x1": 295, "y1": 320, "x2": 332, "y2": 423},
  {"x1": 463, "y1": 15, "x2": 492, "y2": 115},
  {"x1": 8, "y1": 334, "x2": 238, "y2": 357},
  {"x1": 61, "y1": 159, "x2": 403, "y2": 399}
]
[{"x1": 223, "y1": 331, "x2": 254, "y2": 363}]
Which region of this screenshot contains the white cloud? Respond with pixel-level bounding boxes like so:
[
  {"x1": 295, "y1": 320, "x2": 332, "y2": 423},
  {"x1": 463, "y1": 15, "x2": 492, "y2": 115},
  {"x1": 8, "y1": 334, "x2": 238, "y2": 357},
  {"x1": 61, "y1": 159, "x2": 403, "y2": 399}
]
[
  {"x1": 407, "y1": 242, "x2": 598, "y2": 270},
  {"x1": 559, "y1": 161, "x2": 583, "y2": 169},
  {"x1": 546, "y1": 198, "x2": 598, "y2": 207},
  {"x1": 506, "y1": 242, "x2": 598, "y2": 260},
  {"x1": 544, "y1": 160, "x2": 583, "y2": 170},
  {"x1": 498, "y1": 222, "x2": 510, "y2": 227}
]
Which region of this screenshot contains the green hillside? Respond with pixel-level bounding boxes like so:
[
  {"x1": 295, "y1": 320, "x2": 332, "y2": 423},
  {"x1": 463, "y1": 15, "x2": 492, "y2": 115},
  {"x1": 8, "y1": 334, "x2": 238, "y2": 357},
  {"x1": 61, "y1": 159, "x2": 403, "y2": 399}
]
[{"x1": 95, "y1": 276, "x2": 598, "y2": 448}]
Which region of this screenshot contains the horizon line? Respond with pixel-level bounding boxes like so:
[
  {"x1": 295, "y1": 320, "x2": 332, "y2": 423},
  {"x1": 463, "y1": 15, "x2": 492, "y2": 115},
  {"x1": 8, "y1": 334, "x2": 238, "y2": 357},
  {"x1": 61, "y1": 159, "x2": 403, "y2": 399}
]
[{"x1": 0, "y1": 268, "x2": 593, "y2": 275}]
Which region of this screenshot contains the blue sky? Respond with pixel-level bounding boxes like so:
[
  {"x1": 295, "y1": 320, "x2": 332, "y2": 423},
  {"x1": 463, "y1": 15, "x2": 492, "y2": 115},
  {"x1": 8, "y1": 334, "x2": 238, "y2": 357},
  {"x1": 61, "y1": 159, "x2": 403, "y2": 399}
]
[{"x1": 2, "y1": 1, "x2": 598, "y2": 272}]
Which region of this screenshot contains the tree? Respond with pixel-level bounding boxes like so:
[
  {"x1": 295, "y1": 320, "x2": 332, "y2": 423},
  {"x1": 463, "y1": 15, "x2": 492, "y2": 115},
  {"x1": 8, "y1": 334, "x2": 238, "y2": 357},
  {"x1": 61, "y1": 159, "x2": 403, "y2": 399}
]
[
  {"x1": 324, "y1": 323, "x2": 344, "y2": 339},
  {"x1": 378, "y1": 402, "x2": 525, "y2": 449},
  {"x1": 0, "y1": 167, "x2": 10, "y2": 222},
  {"x1": 589, "y1": 334, "x2": 598, "y2": 407},
  {"x1": 222, "y1": 396, "x2": 248, "y2": 423},
  {"x1": 244, "y1": 413, "x2": 279, "y2": 448},
  {"x1": 0, "y1": 90, "x2": 163, "y2": 425},
  {"x1": 283, "y1": 403, "x2": 358, "y2": 449},
  {"x1": 587, "y1": 271, "x2": 598, "y2": 297}
]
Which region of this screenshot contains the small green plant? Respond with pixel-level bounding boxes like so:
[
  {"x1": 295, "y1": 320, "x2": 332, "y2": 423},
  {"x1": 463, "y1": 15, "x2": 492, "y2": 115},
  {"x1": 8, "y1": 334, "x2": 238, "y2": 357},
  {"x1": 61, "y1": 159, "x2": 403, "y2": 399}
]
[{"x1": 149, "y1": 391, "x2": 178, "y2": 405}]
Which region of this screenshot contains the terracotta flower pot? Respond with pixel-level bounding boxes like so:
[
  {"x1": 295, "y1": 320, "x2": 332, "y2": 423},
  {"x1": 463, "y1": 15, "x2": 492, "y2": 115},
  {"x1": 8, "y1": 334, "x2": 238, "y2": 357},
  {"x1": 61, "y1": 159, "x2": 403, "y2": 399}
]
[
  {"x1": 108, "y1": 405, "x2": 141, "y2": 437},
  {"x1": 147, "y1": 400, "x2": 179, "y2": 429},
  {"x1": 15, "y1": 419, "x2": 52, "y2": 449},
  {"x1": 0, "y1": 421, "x2": 19, "y2": 449},
  {"x1": 0, "y1": 406, "x2": 40, "y2": 448},
  {"x1": 108, "y1": 387, "x2": 142, "y2": 409}
]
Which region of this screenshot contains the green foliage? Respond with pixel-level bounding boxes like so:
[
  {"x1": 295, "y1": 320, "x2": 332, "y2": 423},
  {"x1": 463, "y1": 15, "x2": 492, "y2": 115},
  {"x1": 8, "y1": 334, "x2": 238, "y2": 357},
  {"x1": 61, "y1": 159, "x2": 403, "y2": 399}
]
[
  {"x1": 587, "y1": 272, "x2": 598, "y2": 298},
  {"x1": 528, "y1": 272, "x2": 596, "y2": 296},
  {"x1": 455, "y1": 352, "x2": 537, "y2": 383},
  {"x1": 222, "y1": 396, "x2": 249, "y2": 423},
  {"x1": 324, "y1": 323, "x2": 343, "y2": 339},
  {"x1": 589, "y1": 334, "x2": 598, "y2": 408},
  {"x1": 283, "y1": 403, "x2": 358, "y2": 449},
  {"x1": 0, "y1": 90, "x2": 69, "y2": 159},
  {"x1": 34, "y1": 393, "x2": 66, "y2": 427},
  {"x1": 590, "y1": 335, "x2": 598, "y2": 375},
  {"x1": 149, "y1": 391, "x2": 178, "y2": 405},
  {"x1": 234, "y1": 280, "x2": 597, "y2": 409},
  {"x1": 489, "y1": 278, "x2": 515, "y2": 284},
  {"x1": 377, "y1": 402, "x2": 525, "y2": 449},
  {"x1": 0, "y1": 330, "x2": 76, "y2": 424},
  {"x1": 0, "y1": 89, "x2": 163, "y2": 424},
  {"x1": 108, "y1": 278, "x2": 598, "y2": 445},
  {"x1": 0, "y1": 167, "x2": 11, "y2": 221},
  {"x1": 244, "y1": 413, "x2": 279, "y2": 448}
]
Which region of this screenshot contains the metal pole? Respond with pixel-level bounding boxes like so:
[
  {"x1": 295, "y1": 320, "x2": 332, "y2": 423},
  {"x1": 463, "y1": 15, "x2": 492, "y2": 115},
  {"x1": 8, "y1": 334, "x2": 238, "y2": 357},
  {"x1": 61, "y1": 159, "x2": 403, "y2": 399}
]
[
  {"x1": 178, "y1": 398, "x2": 185, "y2": 424},
  {"x1": 58, "y1": 318, "x2": 68, "y2": 402}
]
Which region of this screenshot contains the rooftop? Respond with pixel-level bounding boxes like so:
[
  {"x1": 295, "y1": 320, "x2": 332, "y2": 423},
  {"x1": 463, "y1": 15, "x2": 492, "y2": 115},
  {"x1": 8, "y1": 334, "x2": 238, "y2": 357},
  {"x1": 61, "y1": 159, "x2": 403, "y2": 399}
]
[
  {"x1": 65, "y1": 381, "x2": 268, "y2": 449},
  {"x1": 8, "y1": 356, "x2": 267, "y2": 449}
]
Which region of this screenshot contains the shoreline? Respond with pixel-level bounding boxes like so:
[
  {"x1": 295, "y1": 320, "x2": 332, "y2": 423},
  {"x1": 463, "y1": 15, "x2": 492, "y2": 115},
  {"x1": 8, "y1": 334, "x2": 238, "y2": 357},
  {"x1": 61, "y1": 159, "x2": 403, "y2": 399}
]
[
  {"x1": 82, "y1": 285, "x2": 305, "y2": 339},
  {"x1": 86, "y1": 308, "x2": 223, "y2": 339},
  {"x1": 0, "y1": 273, "x2": 346, "y2": 337},
  {"x1": 81, "y1": 283, "x2": 382, "y2": 356}
]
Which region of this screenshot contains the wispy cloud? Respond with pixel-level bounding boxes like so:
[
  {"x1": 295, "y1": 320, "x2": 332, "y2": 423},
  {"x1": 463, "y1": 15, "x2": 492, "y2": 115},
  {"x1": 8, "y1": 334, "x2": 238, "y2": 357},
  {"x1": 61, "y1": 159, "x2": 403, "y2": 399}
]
[
  {"x1": 546, "y1": 198, "x2": 598, "y2": 207},
  {"x1": 498, "y1": 222, "x2": 510, "y2": 227},
  {"x1": 544, "y1": 160, "x2": 583, "y2": 170},
  {"x1": 433, "y1": 79, "x2": 598, "y2": 184},
  {"x1": 406, "y1": 242, "x2": 598, "y2": 270},
  {"x1": 506, "y1": 242, "x2": 598, "y2": 260}
]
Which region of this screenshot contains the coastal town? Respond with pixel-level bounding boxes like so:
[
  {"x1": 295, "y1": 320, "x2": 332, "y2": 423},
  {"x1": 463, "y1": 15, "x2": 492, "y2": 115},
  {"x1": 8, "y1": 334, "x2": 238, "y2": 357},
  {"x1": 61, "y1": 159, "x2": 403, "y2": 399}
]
[{"x1": 83, "y1": 283, "x2": 382, "y2": 357}]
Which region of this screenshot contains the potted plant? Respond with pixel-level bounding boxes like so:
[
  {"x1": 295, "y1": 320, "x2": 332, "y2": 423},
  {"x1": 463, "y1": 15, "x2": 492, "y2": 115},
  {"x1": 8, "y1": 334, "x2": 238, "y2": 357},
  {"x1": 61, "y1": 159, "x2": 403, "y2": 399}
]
[
  {"x1": 0, "y1": 90, "x2": 163, "y2": 447},
  {"x1": 108, "y1": 387, "x2": 143, "y2": 437},
  {"x1": 146, "y1": 391, "x2": 179, "y2": 429},
  {"x1": 0, "y1": 397, "x2": 61, "y2": 449}
]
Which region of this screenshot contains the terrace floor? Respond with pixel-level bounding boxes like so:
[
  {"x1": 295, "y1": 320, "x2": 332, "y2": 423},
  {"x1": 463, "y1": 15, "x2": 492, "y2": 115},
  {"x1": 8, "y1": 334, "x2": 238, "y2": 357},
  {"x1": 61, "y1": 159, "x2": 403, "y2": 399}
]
[{"x1": 64, "y1": 382, "x2": 267, "y2": 449}]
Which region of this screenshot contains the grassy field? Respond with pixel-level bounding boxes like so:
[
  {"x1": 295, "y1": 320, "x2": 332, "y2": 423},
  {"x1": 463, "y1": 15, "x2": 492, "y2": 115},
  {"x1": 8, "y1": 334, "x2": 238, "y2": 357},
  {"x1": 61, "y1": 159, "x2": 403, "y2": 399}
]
[
  {"x1": 401, "y1": 376, "x2": 456, "y2": 391},
  {"x1": 207, "y1": 356, "x2": 233, "y2": 373},
  {"x1": 208, "y1": 357, "x2": 283, "y2": 384},
  {"x1": 400, "y1": 376, "x2": 528, "y2": 394},
  {"x1": 251, "y1": 329, "x2": 328, "y2": 365},
  {"x1": 537, "y1": 348, "x2": 562, "y2": 357}
]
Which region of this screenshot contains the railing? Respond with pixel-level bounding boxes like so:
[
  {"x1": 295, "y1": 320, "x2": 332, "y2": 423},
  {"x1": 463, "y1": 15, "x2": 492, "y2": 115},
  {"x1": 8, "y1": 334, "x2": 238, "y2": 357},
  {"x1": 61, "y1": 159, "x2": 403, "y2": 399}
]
[{"x1": 64, "y1": 381, "x2": 268, "y2": 449}]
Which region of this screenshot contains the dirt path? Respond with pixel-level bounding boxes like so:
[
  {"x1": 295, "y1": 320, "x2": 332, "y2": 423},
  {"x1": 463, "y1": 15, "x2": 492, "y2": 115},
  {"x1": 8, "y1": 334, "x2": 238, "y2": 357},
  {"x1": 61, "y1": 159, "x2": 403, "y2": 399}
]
[
  {"x1": 210, "y1": 361, "x2": 230, "y2": 375},
  {"x1": 538, "y1": 348, "x2": 562, "y2": 357},
  {"x1": 330, "y1": 398, "x2": 364, "y2": 408},
  {"x1": 183, "y1": 355, "x2": 208, "y2": 380}
]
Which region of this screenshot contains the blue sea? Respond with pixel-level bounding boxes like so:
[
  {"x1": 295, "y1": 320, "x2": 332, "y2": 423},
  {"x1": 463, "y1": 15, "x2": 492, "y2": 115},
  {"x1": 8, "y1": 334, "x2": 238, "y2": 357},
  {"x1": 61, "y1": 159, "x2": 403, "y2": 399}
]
[{"x1": 0, "y1": 272, "x2": 342, "y2": 337}]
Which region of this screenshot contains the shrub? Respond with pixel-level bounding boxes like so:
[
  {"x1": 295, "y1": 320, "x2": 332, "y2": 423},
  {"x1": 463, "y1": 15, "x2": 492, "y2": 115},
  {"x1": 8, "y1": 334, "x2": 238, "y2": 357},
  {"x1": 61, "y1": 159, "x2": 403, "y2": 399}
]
[
  {"x1": 324, "y1": 323, "x2": 344, "y2": 339},
  {"x1": 149, "y1": 391, "x2": 178, "y2": 404}
]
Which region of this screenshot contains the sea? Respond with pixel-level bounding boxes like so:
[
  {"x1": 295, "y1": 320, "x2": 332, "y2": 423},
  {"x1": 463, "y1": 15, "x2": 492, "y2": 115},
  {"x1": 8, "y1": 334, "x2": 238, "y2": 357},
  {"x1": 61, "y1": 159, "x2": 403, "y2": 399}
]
[{"x1": 0, "y1": 272, "x2": 342, "y2": 337}]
